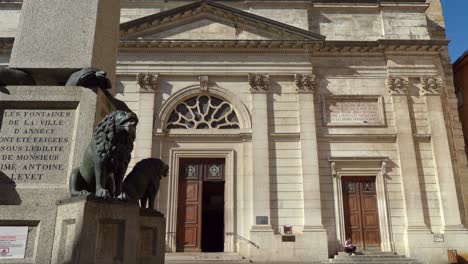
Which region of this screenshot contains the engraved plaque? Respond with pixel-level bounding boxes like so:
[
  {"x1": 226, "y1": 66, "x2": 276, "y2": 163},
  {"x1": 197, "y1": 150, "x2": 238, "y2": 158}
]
[
  {"x1": 256, "y1": 216, "x2": 268, "y2": 225},
  {"x1": 0, "y1": 109, "x2": 75, "y2": 185},
  {"x1": 281, "y1": 235, "x2": 296, "y2": 242},
  {"x1": 322, "y1": 96, "x2": 384, "y2": 127}
]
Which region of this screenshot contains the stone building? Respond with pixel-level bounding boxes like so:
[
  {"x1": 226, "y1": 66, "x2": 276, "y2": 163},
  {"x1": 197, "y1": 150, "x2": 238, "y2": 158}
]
[
  {"x1": 1, "y1": 0, "x2": 468, "y2": 263},
  {"x1": 453, "y1": 50, "x2": 468, "y2": 261},
  {"x1": 454, "y1": 52, "x2": 468, "y2": 151}
]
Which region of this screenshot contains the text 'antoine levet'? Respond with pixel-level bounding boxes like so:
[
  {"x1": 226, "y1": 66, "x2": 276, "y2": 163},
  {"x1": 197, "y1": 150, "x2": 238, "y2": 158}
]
[{"x1": 0, "y1": 110, "x2": 74, "y2": 183}]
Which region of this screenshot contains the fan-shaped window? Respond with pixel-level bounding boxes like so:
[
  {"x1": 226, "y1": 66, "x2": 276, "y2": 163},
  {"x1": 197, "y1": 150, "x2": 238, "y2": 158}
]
[{"x1": 166, "y1": 94, "x2": 240, "y2": 129}]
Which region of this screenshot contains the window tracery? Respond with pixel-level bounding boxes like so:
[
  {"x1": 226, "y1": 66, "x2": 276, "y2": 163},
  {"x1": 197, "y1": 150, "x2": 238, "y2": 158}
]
[{"x1": 166, "y1": 94, "x2": 240, "y2": 129}]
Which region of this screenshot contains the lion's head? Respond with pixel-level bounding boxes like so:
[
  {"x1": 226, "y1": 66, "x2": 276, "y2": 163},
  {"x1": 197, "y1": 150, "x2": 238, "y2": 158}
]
[{"x1": 94, "y1": 111, "x2": 139, "y2": 168}]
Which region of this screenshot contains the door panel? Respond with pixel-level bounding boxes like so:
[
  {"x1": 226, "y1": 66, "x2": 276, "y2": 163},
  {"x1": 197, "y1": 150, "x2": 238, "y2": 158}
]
[
  {"x1": 186, "y1": 182, "x2": 199, "y2": 202},
  {"x1": 183, "y1": 227, "x2": 198, "y2": 248},
  {"x1": 176, "y1": 158, "x2": 225, "y2": 252},
  {"x1": 185, "y1": 204, "x2": 198, "y2": 224},
  {"x1": 342, "y1": 177, "x2": 381, "y2": 250}
]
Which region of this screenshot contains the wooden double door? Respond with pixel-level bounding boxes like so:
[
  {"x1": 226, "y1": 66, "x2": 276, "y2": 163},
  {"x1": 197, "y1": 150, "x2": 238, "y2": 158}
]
[
  {"x1": 176, "y1": 158, "x2": 225, "y2": 252},
  {"x1": 342, "y1": 177, "x2": 381, "y2": 250}
]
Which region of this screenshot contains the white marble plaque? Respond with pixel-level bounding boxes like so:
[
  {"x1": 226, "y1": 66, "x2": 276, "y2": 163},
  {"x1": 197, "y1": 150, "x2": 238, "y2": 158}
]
[
  {"x1": 0, "y1": 109, "x2": 75, "y2": 184},
  {"x1": 0, "y1": 226, "x2": 28, "y2": 259},
  {"x1": 322, "y1": 96, "x2": 384, "y2": 126}
]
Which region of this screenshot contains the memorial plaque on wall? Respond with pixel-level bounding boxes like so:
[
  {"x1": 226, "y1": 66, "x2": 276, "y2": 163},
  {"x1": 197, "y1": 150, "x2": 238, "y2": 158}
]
[
  {"x1": 322, "y1": 96, "x2": 385, "y2": 126},
  {"x1": 0, "y1": 108, "x2": 75, "y2": 185}
]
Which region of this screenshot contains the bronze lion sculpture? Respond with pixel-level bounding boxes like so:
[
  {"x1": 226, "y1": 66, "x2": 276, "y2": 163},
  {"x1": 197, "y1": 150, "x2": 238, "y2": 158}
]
[
  {"x1": 69, "y1": 110, "x2": 138, "y2": 199},
  {"x1": 121, "y1": 158, "x2": 169, "y2": 209}
]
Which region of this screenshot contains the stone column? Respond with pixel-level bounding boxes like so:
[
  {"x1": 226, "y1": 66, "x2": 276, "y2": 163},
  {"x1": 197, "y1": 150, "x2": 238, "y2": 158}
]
[
  {"x1": 248, "y1": 73, "x2": 273, "y2": 231},
  {"x1": 134, "y1": 73, "x2": 159, "y2": 162},
  {"x1": 9, "y1": 0, "x2": 120, "y2": 85},
  {"x1": 295, "y1": 74, "x2": 326, "y2": 232},
  {"x1": 387, "y1": 77, "x2": 429, "y2": 231},
  {"x1": 420, "y1": 76, "x2": 467, "y2": 232}
]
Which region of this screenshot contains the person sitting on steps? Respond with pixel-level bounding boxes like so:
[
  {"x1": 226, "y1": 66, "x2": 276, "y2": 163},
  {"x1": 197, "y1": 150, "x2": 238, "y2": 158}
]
[{"x1": 344, "y1": 237, "x2": 357, "y2": 255}]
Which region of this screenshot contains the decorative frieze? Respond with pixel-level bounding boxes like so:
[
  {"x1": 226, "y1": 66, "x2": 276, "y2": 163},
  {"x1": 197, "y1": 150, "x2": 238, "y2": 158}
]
[
  {"x1": 248, "y1": 73, "x2": 270, "y2": 93},
  {"x1": 386, "y1": 77, "x2": 409, "y2": 95},
  {"x1": 294, "y1": 74, "x2": 316, "y2": 94},
  {"x1": 420, "y1": 76, "x2": 443, "y2": 96},
  {"x1": 199, "y1": 75, "x2": 209, "y2": 91},
  {"x1": 137, "y1": 73, "x2": 159, "y2": 93}
]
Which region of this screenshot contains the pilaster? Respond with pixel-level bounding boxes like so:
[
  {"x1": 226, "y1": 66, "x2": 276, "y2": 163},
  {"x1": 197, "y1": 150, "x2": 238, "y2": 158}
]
[
  {"x1": 135, "y1": 73, "x2": 159, "y2": 161},
  {"x1": 294, "y1": 74, "x2": 326, "y2": 233},
  {"x1": 248, "y1": 73, "x2": 273, "y2": 232},
  {"x1": 387, "y1": 76, "x2": 430, "y2": 231},
  {"x1": 420, "y1": 76, "x2": 468, "y2": 233}
]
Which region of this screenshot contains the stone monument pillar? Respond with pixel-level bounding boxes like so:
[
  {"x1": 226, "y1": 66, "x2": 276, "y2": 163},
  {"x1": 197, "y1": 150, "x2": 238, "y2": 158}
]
[
  {"x1": 9, "y1": 0, "x2": 120, "y2": 86},
  {"x1": 0, "y1": 0, "x2": 166, "y2": 263}
]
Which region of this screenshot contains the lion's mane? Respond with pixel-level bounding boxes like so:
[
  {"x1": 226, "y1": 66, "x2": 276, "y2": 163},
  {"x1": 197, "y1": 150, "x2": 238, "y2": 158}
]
[{"x1": 94, "y1": 111, "x2": 136, "y2": 175}]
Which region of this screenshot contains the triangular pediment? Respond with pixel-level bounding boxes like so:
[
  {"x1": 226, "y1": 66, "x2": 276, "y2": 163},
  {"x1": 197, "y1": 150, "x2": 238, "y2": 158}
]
[{"x1": 120, "y1": 1, "x2": 325, "y2": 41}]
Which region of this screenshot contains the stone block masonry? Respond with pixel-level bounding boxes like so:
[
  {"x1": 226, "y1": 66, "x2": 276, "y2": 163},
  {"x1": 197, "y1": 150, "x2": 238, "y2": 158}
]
[
  {"x1": 8, "y1": 0, "x2": 120, "y2": 84},
  {"x1": 0, "y1": 86, "x2": 114, "y2": 263}
]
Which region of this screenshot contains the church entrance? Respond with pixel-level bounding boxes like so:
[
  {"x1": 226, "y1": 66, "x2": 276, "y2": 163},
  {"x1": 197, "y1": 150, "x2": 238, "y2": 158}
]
[
  {"x1": 342, "y1": 177, "x2": 381, "y2": 250},
  {"x1": 176, "y1": 158, "x2": 225, "y2": 252}
]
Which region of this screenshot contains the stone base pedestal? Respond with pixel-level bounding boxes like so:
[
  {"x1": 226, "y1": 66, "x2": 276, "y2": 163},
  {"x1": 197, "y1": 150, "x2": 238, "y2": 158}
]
[
  {"x1": 0, "y1": 86, "x2": 122, "y2": 263},
  {"x1": 51, "y1": 196, "x2": 165, "y2": 264}
]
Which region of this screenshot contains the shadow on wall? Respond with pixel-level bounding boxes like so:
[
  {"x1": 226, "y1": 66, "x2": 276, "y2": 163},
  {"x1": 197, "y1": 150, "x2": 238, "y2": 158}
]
[{"x1": 0, "y1": 171, "x2": 21, "y2": 205}]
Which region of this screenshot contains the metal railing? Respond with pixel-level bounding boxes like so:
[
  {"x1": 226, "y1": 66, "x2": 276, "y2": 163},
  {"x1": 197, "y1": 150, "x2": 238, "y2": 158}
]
[{"x1": 226, "y1": 232, "x2": 260, "y2": 249}]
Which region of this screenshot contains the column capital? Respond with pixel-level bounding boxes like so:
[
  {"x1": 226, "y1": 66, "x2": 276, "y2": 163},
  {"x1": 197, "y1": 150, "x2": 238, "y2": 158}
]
[
  {"x1": 137, "y1": 73, "x2": 159, "y2": 93},
  {"x1": 248, "y1": 73, "x2": 269, "y2": 93},
  {"x1": 295, "y1": 73, "x2": 316, "y2": 94},
  {"x1": 420, "y1": 76, "x2": 442, "y2": 96},
  {"x1": 386, "y1": 76, "x2": 409, "y2": 95}
]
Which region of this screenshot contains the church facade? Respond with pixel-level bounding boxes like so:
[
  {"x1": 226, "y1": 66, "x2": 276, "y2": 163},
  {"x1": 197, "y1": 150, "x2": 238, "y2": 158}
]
[{"x1": 1, "y1": 0, "x2": 468, "y2": 263}]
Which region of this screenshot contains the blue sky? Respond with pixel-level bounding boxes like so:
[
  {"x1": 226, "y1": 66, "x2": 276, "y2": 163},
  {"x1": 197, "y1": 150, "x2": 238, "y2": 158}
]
[{"x1": 441, "y1": 0, "x2": 468, "y2": 62}]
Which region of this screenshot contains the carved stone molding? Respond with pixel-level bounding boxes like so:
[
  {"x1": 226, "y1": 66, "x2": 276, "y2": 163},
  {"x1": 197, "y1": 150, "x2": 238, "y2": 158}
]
[
  {"x1": 137, "y1": 73, "x2": 159, "y2": 93},
  {"x1": 199, "y1": 75, "x2": 209, "y2": 91},
  {"x1": 248, "y1": 73, "x2": 270, "y2": 94},
  {"x1": 420, "y1": 76, "x2": 443, "y2": 96},
  {"x1": 386, "y1": 77, "x2": 409, "y2": 95},
  {"x1": 295, "y1": 74, "x2": 316, "y2": 94}
]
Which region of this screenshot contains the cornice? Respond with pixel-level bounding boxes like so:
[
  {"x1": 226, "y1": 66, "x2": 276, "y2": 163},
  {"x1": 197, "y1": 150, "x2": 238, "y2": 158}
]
[
  {"x1": 0, "y1": 38, "x2": 449, "y2": 55},
  {"x1": 0, "y1": 0, "x2": 22, "y2": 7},
  {"x1": 119, "y1": 39, "x2": 448, "y2": 54}
]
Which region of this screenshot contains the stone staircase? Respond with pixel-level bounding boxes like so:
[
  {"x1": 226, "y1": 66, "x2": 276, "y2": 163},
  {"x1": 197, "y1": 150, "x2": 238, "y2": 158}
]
[
  {"x1": 324, "y1": 252, "x2": 425, "y2": 264},
  {"x1": 165, "y1": 253, "x2": 251, "y2": 264}
]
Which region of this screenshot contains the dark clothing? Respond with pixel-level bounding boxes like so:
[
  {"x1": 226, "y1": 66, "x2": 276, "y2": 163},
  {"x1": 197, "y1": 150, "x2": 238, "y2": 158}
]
[{"x1": 345, "y1": 246, "x2": 356, "y2": 254}]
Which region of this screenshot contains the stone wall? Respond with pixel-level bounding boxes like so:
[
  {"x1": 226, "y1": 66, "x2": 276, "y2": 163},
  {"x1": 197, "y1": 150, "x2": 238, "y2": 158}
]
[
  {"x1": 114, "y1": 48, "x2": 468, "y2": 261},
  {"x1": 0, "y1": 7, "x2": 20, "y2": 38},
  {"x1": 0, "y1": 1, "x2": 436, "y2": 41}
]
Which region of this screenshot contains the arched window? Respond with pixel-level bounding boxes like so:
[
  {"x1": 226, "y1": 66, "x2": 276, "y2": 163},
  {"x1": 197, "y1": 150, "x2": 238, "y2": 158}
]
[{"x1": 166, "y1": 94, "x2": 240, "y2": 129}]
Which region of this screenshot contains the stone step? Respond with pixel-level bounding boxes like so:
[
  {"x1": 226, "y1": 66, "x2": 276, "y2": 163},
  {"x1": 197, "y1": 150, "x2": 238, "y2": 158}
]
[
  {"x1": 165, "y1": 253, "x2": 250, "y2": 263},
  {"x1": 325, "y1": 252, "x2": 425, "y2": 264},
  {"x1": 326, "y1": 262, "x2": 425, "y2": 264},
  {"x1": 333, "y1": 257, "x2": 412, "y2": 261},
  {"x1": 335, "y1": 255, "x2": 406, "y2": 259}
]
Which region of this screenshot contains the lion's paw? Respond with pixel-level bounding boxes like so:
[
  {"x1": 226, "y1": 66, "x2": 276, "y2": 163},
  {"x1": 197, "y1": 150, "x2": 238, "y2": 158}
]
[
  {"x1": 117, "y1": 192, "x2": 129, "y2": 200},
  {"x1": 95, "y1": 188, "x2": 111, "y2": 199},
  {"x1": 79, "y1": 190, "x2": 90, "y2": 196}
]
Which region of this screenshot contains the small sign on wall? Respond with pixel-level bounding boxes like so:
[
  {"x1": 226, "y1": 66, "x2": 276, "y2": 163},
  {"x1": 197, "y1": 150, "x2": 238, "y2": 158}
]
[
  {"x1": 434, "y1": 234, "x2": 445, "y2": 242},
  {"x1": 0, "y1": 226, "x2": 28, "y2": 258},
  {"x1": 256, "y1": 216, "x2": 268, "y2": 225}
]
